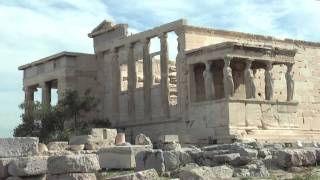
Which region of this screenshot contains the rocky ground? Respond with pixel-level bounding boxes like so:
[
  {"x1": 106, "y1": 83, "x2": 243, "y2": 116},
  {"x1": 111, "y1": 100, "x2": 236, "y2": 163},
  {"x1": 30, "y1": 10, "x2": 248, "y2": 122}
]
[{"x1": 2, "y1": 129, "x2": 320, "y2": 179}]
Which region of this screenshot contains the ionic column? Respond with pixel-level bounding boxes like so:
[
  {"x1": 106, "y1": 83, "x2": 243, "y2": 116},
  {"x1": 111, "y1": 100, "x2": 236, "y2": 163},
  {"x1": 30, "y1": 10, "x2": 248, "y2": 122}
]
[
  {"x1": 286, "y1": 63, "x2": 294, "y2": 101},
  {"x1": 159, "y1": 32, "x2": 170, "y2": 118},
  {"x1": 223, "y1": 57, "x2": 234, "y2": 98},
  {"x1": 111, "y1": 48, "x2": 120, "y2": 121},
  {"x1": 174, "y1": 29, "x2": 188, "y2": 113},
  {"x1": 265, "y1": 62, "x2": 274, "y2": 100},
  {"x1": 203, "y1": 62, "x2": 215, "y2": 99},
  {"x1": 127, "y1": 43, "x2": 136, "y2": 121},
  {"x1": 41, "y1": 82, "x2": 51, "y2": 108},
  {"x1": 142, "y1": 38, "x2": 152, "y2": 120}
]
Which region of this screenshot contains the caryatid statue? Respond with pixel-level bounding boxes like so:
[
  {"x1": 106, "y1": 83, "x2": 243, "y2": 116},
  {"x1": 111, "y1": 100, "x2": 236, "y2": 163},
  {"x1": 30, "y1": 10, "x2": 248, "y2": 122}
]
[
  {"x1": 223, "y1": 57, "x2": 234, "y2": 98},
  {"x1": 265, "y1": 62, "x2": 274, "y2": 100},
  {"x1": 285, "y1": 63, "x2": 294, "y2": 101},
  {"x1": 244, "y1": 60, "x2": 256, "y2": 99},
  {"x1": 203, "y1": 62, "x2": 215, "y2": 99}
]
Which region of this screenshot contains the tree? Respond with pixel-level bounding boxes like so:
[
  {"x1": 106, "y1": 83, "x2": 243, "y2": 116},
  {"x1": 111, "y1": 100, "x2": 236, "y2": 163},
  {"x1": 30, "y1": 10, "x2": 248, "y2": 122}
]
[{"x1": 14, "y1": 89, "x2": 110, "y2": 143}]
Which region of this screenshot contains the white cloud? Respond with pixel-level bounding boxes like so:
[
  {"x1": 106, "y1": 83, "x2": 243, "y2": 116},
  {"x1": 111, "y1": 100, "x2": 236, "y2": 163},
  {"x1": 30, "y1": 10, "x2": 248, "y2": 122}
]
[{"x1": 1, "y1": 0, "x2": 320, "y2": 137}]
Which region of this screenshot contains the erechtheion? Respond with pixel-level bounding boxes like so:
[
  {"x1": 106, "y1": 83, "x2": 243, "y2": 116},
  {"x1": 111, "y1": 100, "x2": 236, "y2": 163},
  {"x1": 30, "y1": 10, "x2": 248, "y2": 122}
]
[{"x1": 19, "y1": 19, "x2": 320, "y2": 144}]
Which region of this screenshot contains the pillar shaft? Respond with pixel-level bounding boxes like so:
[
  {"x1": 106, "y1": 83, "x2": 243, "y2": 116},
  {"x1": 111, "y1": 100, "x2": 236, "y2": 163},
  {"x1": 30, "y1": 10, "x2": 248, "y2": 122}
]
[
  {"x1": 203, "y1": 62, "x2": 214, "y2": 100},
  {"x1": 142, "y1": 38, "x2": 152, "y2": 120},
  {"x1": 24, "y1": 86, "x2": 35, "y2": 103},
  {"x1": 265, "y1": 62, "x2": 274, "y2": 100},
  {"x1": 127, "y1": 43, "x2": 136, "y2": 121},
  {"x1": 159, "y1": 33, "x2": 170, "y2": 118},
  {"x1": 174, "y1": 30, "x2": 188, "y2": 113},
  {"x1": 111, "y1": 48, "x2": 120, "y2": 121},
  {"x1": 41, "y1": 82, "x2": 51, "y2": 108}
]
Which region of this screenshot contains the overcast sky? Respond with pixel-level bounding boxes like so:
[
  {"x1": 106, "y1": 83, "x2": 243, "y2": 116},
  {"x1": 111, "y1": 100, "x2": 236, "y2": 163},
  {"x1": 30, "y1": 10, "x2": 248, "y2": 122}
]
[{"x1": 1, "y1": 0, "x2": 320, "y2": 137}]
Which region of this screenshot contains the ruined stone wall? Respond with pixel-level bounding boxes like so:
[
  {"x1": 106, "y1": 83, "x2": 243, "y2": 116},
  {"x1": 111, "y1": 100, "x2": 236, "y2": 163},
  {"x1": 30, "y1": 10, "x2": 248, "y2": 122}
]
[{"x1": 184, "y1": 26, "x2": 320, "y2": 133}]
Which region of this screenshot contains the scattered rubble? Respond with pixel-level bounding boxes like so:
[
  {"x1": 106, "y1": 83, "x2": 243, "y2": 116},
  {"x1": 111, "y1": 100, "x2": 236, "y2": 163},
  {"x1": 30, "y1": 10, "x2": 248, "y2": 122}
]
[{"x1": 3, "y1": 132, "x2": 320, "y2": 179}]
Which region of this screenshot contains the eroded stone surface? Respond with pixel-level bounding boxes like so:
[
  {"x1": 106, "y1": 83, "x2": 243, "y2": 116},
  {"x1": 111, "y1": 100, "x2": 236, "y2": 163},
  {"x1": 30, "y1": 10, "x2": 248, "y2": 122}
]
[
  {"x1": 8, "y1": 156, "x2": 48, "y2": 176},
  {"x1": 179, "y1": 165, "x2": 234, "y2": 180},
  {"x1": 47, "y1": 154, "x2": 100, "y2": 174},
  {"x1": 98, "y1": 145, "x2": 152, "y2": 169},
  {"x1": 136, "y1": 149, "x2": 165, "y2": 175},
  {"x1": 47, "y1": 173, "x2": 96, "y2": 180},
  {"x1": 0, "y1": 137, "x2": 38, "y2": 158},
  {"x1": 106, "y1": 169, "x2": 159, "y2": 180},
  {"x1": 47, "y1": 142, "x2": 69, "y2": 151}
]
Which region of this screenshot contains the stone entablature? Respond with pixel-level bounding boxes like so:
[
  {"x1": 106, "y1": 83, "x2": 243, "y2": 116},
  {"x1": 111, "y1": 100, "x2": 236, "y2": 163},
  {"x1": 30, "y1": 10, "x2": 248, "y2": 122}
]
[{"x1": 19, "y1": 19, "x2": 320, "y2": 144}]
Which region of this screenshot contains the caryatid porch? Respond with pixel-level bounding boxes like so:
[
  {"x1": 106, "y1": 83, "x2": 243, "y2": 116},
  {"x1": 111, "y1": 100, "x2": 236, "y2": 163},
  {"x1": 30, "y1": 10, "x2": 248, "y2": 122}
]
[{"x1": 185, "y1": 42, "x2": 299, "y2": 142}]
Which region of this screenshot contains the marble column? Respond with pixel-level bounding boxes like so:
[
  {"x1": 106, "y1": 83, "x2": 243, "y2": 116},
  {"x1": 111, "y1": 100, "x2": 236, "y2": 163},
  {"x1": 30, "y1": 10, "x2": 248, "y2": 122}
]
[
  {"x1": 127, "y1": 43, "x2": 136, "y2": 121},
  {"x1": 244, "y1": 60, "x2": 256, "y2": 99},
  {"x1": 223, "y1": 57, "x2": 234, "y2": 98},
  {"x1": 159, "y1": 32, "x2": 170, "y2": 118},
  {"x1": 111, "y1": 48, "x2": 120, "y2": 121},
  {"x1": 24, "y1": 86, "x2": 35, "y2": 103},
  {"x1": 142, "y1": 38, "x2": 152, "y2": 120},
  {"x1": 174, "y1": 29, "x2": 188, "y2": 113},
  {"x1": 286, "y1": 63, "x2": 294, "y2": 101},
  {"x1": 203, "y1": 61, "x2": 215, "y2": 100},
  {"x1": 265, "y1": 62, "x2": 274, "y2": 100},
  {"x1": 41, "y1": 82, "x2": 51, "y2": 108}
]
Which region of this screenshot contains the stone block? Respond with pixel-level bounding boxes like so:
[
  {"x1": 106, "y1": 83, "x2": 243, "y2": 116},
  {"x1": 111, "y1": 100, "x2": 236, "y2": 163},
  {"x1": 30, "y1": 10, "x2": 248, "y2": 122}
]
[
  {"x1": 47, "y1": 154, "x2": 100, "y2": 174},
  {"x1": 277, "y1": 149, "x2": 317, "y2": 168},
  {"x1": 163, "y1": 151, "x2": 180, "y2": 171},
  {"x1": 8, "y1": 156, "x2": 48, "y2": 176},
  {"x1": 135, "y1": 134, "x2": 152, "y2": 146},
  {"x1": 106, "y1": 169, "x2": 159, "y2": 180},
  {"x1": 38, "y1": 143, "x2": 48, "y2": 153},
  {"x1": 47, "y1": 142, "x2": 69, "y2": 151},
  {"x1": 69, "y1": 135, "x2": 96, "y2": 145},
  {"x1": 6, "y1": 175, "x2": 46, "y2": 180},
  {"x1": 160, "y1": 142, "x2": 181, "y2": 151},
  {"x1": 85, "y1": 141, "x2": 111, "y2": 150},
  {"x1": 98, "y1": 145, "x2": 152, "y2": 169},
  {"x1": 91, "y1": 128, "x2": 117, "y2": 144},
  {"x1": 0, "y1": 137, "x2": 38, "y2": 158},
  {"x1": 47, "y1": 173, "x2": 96, "y2": 180},
  {"x1": 179, "y1": 165, "x2": 234, "y2": 179},
  {"x1": 229, "y1": 102, "x2": 246, "y2": 126},
  {"x1": 69, "y1": 144, "x2": 85, "y2": 151},
  {"x1": 245, "y1": 103, "x2": 263, "y2": 128},
  {"x1": 159, "y1": 135, "x2": 179, "y2": 143},
  {"x1": 212, "y1": 153, "x2": 241, "y2": 165},
  {"x1": 0, "y1": 158, "x2": 14, "y2": 179},
  {"x1": 135, "y1": 149, "x2": 165, "y2": 175}
]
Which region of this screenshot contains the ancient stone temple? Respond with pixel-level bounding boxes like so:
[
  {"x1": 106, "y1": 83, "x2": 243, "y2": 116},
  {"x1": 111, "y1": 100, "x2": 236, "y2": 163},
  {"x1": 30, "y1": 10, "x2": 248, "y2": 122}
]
[{"x1": 19, "y1": 19, "x2": 320, "y2": 144}]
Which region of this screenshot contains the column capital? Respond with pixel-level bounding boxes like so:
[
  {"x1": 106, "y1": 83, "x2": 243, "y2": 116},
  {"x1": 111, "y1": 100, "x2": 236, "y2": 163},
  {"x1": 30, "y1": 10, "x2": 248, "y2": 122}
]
[
  {"x1": 204, "y1": 61, "x2": 212, "y2": 70},
  {"x1": 111, "y1": 47, "x2": 119, "y2": 54},
  {"x1": 125, "y1": 42, "x2": 135, "y2": 49},
  {"x1": 224, "y1": 55, "x2": 232, "y2": 64},
  {"x1": 285, "y1": 63, "x2": 294, "y2": 69},
  {"x1": 265, "y1": 61, "x2": 273, "y2": 70},
  {"x1": 158, "y1": 32, "x2": 168, "y2": 39},
  {"x1": 246, "y1": 58, "x2": 254, "y2": 63},
  {"x1": 141, "y1": 37, "x2": 150, "y2": 44}
]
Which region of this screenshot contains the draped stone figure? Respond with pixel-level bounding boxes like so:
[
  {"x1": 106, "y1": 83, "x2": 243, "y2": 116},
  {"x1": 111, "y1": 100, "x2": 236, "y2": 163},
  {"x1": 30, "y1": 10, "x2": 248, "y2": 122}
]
[
  {"x1": 265, "y1": 62, "x2": 273, "y2": 100},
  {"x1": 286, "y1": 63, "x2": 294, "y2": 101},
  {"x1": 203, "y1": 62, "x2": 215, "y2": 99},
  {"x1": 244, "y1": 61, "x2": 256, "y2": 99},
  {"x1": 223, "y1": 58, "x2": 234, "y2": 98}
]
